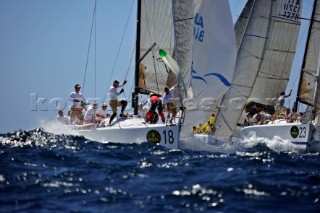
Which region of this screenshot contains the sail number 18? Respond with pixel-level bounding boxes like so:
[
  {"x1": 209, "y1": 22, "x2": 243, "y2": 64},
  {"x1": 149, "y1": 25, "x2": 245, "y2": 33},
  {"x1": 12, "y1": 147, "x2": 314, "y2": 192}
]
[{"x1": 163, "y1": 130, "x2": 174, "y2": 144}]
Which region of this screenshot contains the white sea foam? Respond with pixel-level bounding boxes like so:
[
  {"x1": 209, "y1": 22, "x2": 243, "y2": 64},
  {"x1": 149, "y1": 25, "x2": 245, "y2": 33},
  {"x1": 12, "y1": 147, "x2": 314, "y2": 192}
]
[
  {"x1": 179, "y1": 130, "x2": 304, "y2": 154},
  {"x1": 179, "y1": 133, "x2": 243, "y2": 153},
  {"x1": 40, "y1": 120, "x2": 80, "y2": 136},
  {"x1": 241, "y1": 131, "x2": 301, "y2": 153}
]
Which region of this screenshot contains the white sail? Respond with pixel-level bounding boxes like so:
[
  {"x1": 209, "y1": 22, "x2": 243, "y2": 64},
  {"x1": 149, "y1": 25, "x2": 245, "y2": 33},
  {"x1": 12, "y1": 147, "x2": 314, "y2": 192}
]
[
  {"x1": 234, "y1": 0, "x2": 255, "y2": 48},
  {"x1": 138, "y1": 0, "x2": 194, "y2": 98},
  {"x1": 314, "y1": 52, "x2": 320, "y2": 125},
  {"x1": 214, "y1": 0, "x2": 302, "y2": 138},
  {"x1": 302, "y1": 0, "x2": 320, "y2": 124},
  {"x1": 297, "y1": 0, "x2": 320, "y2": 106},
  {"x1": 181, "y1": 0, "x2": 237, "y2": 135},
  {"x1": 207, "y1": 0, "x2": 255, "y2": 125},
  {"x1": 191, "y1": 0, "x2": 237, "y2": 102},
  {"x1": 248, "y1": 0, "x2": 302, "y2": 107},
  {"x1": 139, "y1": 0, "x2": 174, "y2": 94},
  {"x1": 172, "y1": 0, "x2": 194, "y2": 100}
]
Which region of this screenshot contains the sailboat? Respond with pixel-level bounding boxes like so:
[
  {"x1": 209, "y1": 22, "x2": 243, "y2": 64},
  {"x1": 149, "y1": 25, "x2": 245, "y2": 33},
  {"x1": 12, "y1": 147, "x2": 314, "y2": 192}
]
[
  {"x1": 76, "y1": 0, "x2": 237, "y2": 149},
  {"x1": 215, "y1": 0, "x2": 320, "y2": 152},
  {"x1": 181, "y1": 0, "x2": 237, "y2": 140},
  {"x1": 77, "y1": 0, "x2": 194, "y2": 149}
]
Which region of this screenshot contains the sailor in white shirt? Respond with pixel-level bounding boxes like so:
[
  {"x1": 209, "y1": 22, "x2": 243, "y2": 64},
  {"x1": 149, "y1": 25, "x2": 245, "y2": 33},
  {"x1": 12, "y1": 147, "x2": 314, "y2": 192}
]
[
  {"x1": 108, "y1": 80, "x2": 128, "y2": 125},
  {"x1": 274, "y1": 90, "x2": 292, "y2": 120},
  {"x1": 162, "y1": 85, "x2": 178, "y2": 124},
  {"x1": 84, "y1": 102, "x2": 101, "y2": 124},
  {"x1": 56, "y1": 110, "x2": 69, "y2": 125},
  {"x1": 95, "y1": 103, "x2": 111, "y2": 127},
  {"x1": 275, "y1": 90, "x2": 292, "y2": 110},
  {"x1": 138, "y1": 103, "x2": 149, "y2": 118},
  {"x1": 96, "y1": 103, "x2": 110, "y2": 119},
  {"x1": 162, "y1": 86, "x2": 176, "y2": 105},
  {"x1": 68, "y1": 84, "x2": 87, "y2": 124},
  {"x1": 69, "y1": 84, "x2": 86, "y2": 107}
]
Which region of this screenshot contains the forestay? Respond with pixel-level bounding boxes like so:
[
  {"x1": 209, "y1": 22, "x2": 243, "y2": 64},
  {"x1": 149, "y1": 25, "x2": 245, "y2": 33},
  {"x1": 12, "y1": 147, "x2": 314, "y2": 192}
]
[{"x1": 214, "y1": 0, "x2": 302, "y2": 138}]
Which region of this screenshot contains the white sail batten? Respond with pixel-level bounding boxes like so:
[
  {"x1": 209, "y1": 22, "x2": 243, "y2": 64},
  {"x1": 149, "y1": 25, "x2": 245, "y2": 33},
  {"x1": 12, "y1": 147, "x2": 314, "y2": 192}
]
[
  {"x1": 297, "y1": 0, "x2": 320, "y2": 106},
  {"x1": 139, "y1": 0, "x2": 174, "y2": 94},
  {"x1": 214, "y1": 0, "x2": 302, "y2": 138}
]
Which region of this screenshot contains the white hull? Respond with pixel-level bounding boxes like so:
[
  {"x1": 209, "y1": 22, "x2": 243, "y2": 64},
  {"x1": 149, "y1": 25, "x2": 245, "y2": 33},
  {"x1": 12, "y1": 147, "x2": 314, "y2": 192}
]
[
  {"x1": 77, "y1": 117, "x2": 180, "y2": 149},
  {"x1": 240, "y1": 122, "x2": 320, "y2": 153},
  {"x1": 191, "y1": 134, "x2": 228, "y2": 146},
  {"x1": 192, "y1": 134, "x2": 211, "y2": 142}
]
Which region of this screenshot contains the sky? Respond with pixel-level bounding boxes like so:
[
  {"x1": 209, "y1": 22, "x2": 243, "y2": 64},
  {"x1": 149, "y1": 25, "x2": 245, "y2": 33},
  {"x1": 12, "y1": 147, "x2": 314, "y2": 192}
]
[{"x1": 0, "y1": 0, "x2": 313, "y2": 133}]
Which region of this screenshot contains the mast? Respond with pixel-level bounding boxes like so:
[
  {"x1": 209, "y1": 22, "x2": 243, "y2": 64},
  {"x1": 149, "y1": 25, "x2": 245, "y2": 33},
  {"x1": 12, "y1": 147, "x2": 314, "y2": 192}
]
[
  {"x1": 294, "y1": 0, "x2": 318, "y2": 111},
  {"x1": 133, "y1": 0, "x2": 141, "y2": 115}
]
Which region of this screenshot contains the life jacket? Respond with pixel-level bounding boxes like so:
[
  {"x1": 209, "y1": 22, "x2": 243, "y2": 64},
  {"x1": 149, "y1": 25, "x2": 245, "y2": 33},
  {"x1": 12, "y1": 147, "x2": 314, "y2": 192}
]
[
  {"x1": 209, "y1": 116, "x2": 215, "y2": 125},
  {"x1": 196, "y1": 125, "x2": 203, "y2": 133}
]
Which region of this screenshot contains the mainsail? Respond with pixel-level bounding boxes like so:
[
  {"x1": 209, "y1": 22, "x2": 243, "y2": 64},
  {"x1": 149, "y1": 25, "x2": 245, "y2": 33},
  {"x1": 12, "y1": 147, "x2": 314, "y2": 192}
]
[
  {"x1": 296, "y1": 0, "x2": 320, "y2": 107},
  {"x1": 214, "y1": 0, "x2": 302, "y2": 138},
  {"x1": 137, "y1": 0, "x2": 175, "y2": 95},
  {"x1": 135, "y1": 0, "x2": 193, "y2": 95}
]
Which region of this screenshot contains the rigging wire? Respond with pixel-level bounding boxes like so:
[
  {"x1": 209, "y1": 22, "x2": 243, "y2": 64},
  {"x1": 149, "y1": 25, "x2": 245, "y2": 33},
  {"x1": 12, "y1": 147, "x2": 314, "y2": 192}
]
[
  {"x1": 152, "y1": 50, "x2": 160, "y2": 93},
  {"x1": 95, "y1": 0, "x2": 97, "y2": 98},
  {"x1": 125, "y1": 46, "x2": 136, "y2": 80},
  {"x1": 103, "y1": 0, "x2": 135, "y2": 102},
  {"x1": 82, "y1": 0, "x2": 97, "y2": 93},
  {"x1": 121, "y1": 46, "x2": 136, "y2": 100}
]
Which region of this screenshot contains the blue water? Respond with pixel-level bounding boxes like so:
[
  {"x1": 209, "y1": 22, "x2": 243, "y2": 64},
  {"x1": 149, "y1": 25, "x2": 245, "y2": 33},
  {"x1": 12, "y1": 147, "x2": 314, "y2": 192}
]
[{"x1": 1, "y1": 129, "x2": 320, "y2": 213}]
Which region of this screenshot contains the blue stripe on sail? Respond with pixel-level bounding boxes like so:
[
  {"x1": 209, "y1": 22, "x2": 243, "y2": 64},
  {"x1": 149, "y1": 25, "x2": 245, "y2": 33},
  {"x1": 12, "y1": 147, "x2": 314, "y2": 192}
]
[
  {"x1": 204, "y1": 73, "x2": 231, "y2": 86},
  {"x1": 192, "y1": 76, "x2": 207, "y2": 84},
  {"x1": 192, "y1": 69, "x2": 207, "y2": 84}
]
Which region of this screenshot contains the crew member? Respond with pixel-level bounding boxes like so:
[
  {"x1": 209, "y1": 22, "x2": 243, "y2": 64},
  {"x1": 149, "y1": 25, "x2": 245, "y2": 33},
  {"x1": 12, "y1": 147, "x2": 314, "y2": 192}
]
[
  {"x1": 108, "y1": 80, "x2": 127, "y2": 126},
  {"x1": 162, "y1": 85, "x2": 178, "y2": 125},
  {"x1": 68, "y1": 84, "x2": 87, "y2": 124},
  {"x1": 145, "y1": 93, "x2": 165, "y2": 124}
]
